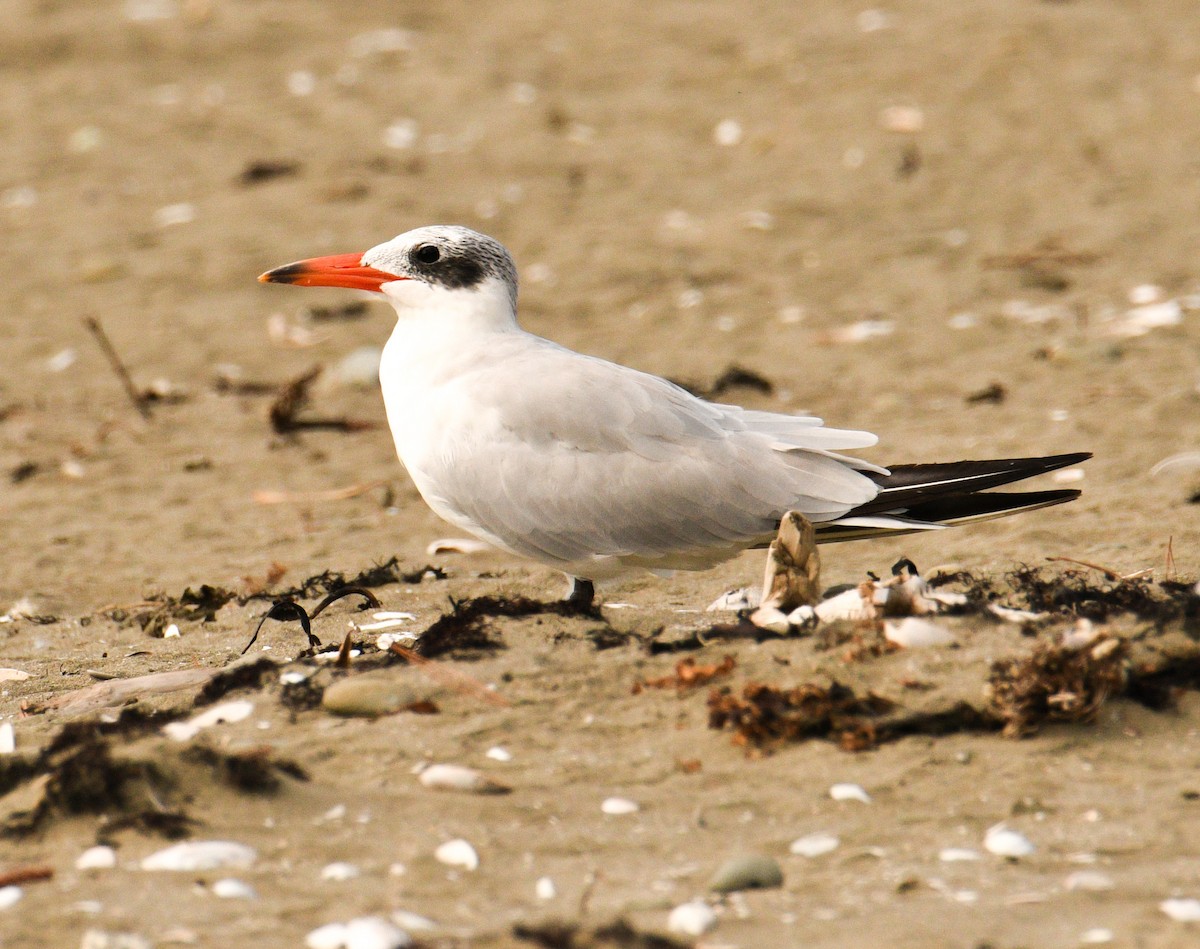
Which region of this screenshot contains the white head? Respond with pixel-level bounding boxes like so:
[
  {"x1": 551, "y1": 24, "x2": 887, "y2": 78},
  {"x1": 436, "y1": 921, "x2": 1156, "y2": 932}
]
[{"x1": 260, "y1": 225, "x2": 519, "y2": 326}]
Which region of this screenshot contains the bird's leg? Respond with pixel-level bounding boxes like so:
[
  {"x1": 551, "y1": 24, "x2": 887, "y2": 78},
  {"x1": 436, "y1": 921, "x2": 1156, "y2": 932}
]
[{"x1": 563, "y1": 576, "x2": 596, "y2": 608}]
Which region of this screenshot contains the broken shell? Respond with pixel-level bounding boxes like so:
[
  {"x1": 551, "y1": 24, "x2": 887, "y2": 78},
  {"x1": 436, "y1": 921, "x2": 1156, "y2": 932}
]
[
  {"x1": 814, "y1": 587, "x2": 875, "y2": 622},
  {"x1": 830, "y1": 783, "x2": 871, "y2": 804},
  {"x1": 1064, "y1": 870, "x2": 1115, "y2": 892},
  {"x1": 535, "y1": 877, "x2": 557, "y2": 900},
  {"x1": 984, "y1": 824, "x2": 1035, "y2": 858},
  {"x1": 417, "y1": 763, "x2": 510, "y2": 795},
  {"x1": 162, "y1": 700, "x2": 253, "y2": 741},
  {"x1": 434, "y1": 839, "x2": 479, "y2": 871},
  {"x1": 321, "y1": 862, "x2": 361, "y2": 881},
  {"x1": 141, "y1": 840, "x2": 256, "y2": 872},
  {"x1": 988, "y1": 604, "x2": 1049, "y2": 624},
  {"x1": 1161, "y1": 898, "x2": 1200, "y2": 922},
  {"x1": 389, "y1": 910, "x2": 437, "y2": 933},
  {"x1": 748, "y1": 605, "x2": 791, "y2": 634},
  {"x1": 601, "y1": 797, "x2": 640, "y2": 815},
  {"x1": 884, "y1": 617, "x2": 954, "y2": 648},
  {"x1": 0, "y1": 887, "x2": 22, "y2": 911},
  {"x1": 1079, "y1": 929, "x2": 1114, "y2": 944},
  {"x1": 938, "y1": 847, "x2": 981, "y2": 862},
  {"x1": 212, "y1": 878, "x2": 256, "y2": 899},
  {"x1": 789, "y1": 832, "x2": 839, "y2": 857},
  {"x1": 485, "y1": 746, "x2": 512, "y2": 762},
  {"x1": 708, "y1": 854, "x2": 784, "y2": 893},
  {"x1": 667, "y1": 901, "x2": 718, "y2": 936},
  {"x1": 425, "y1": 537, "x2": 491, "y2": 555},
  {"x1": 880, "y1": 105, "x2": 925, "y2": 133},
  {"x1": 0, "y1": 723, "x2": 13, "y2": 755},
  {"x1": 306, "y1": 917, "x2": 413, "y2": 949},
  {"x1": 76, "y1": 846, "x2": 118, "y2": 870}
]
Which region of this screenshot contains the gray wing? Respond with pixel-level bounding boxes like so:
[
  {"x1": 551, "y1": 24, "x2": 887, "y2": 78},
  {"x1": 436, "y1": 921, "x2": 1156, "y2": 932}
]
[{"x1": 411, "y1": 340, "x2": 881, "y2": 571}]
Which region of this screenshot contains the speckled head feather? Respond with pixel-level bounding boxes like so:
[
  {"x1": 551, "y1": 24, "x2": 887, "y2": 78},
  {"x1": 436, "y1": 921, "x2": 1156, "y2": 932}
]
[{"x1": 362, "y1": 225, "x2": 519, "y2": 311}]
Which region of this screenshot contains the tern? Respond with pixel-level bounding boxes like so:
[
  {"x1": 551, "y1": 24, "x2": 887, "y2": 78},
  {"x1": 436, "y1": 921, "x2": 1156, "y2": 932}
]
[{"x1": 260, "y1": 225, "x2": 1089, "y2": 605}]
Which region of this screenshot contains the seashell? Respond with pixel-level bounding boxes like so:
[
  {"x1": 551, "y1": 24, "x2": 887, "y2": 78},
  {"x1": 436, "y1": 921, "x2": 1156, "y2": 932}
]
[
  {"x1": 306, "y1": 917, "x2": 412, "y2": 949},
  {"x1": 1161, "y1": 898, "x2": 1200, "y2": 922},
  {"x1": 1151, "y1": 452, "x2": 1200, "y2": 477},
  {"x1": 485, "y1": 746, "x2": 512, "y2": 762},
  {"x1": 425, "y1": 537, "x2": 491, "y2": 555},
  {"x1": 789, "y1": 832, "x2": 839, "y2": 857},
  {"x1": 830, "y1": 783, "x2": 871, "y2": 804},
  {"x1": 141, "y1": 840, "x2": 256, "y2": 872},
  {"x1": 988, "y1": 604, "x2": 1050, "y2": 624},
  {"x1": 713, "y1": 119, "x2": 743, "y2": 146},
  {"x1": 600, "y1": 797, "x2": 640, "y2": 815},
  {"x1": 434, "y1": 839, "x2": 478, "y2": 871},
  {"x1": 153, "y1": 202, "x2": 195, "y2": 228},
  {"x1": 535, "y1": 877, "x2": 557, "y2": 900},
  {"x1": 1079, "y1": 929, "x2": 1114, "y2": 944},
  {"x1": 0, "y1": 723, "x2": 13, "y2": 755},
  {"x1": 708, "y1": 854, "x2": 784, "y2": 893},
  {"x1": 748, "y1": 605, "x2": 791, "y2": 634},
  {"x1": 417, "y1": 764, "x2": 510, "y2": 795},
  {"x1": 321, "y1": 862, "x2": 361, "y2": 881},
  {"x1": 212, "y1": 878, "x2": 256, "y2": 899},
  {"x1": 884, "y1": 617, "x2": 954, "y2": 648},
  {"x1": 938, "y1": 847, "x2": 981, "y2": 862},
  {"x1": 984, "y1": 824, "x2": 1035, "y2": 858},
  {"x1": 667, "y1": 901, "x2": 717, "y2": 936},
  {"x1": 76, "y1": 846, "x2": 118, "y2": 870},
  {"x1": 0, "y1": 887, "x2": 21, "y2": 911},
  {"x1": 163, "y1": 623, "x2": 180, "y2": 638},
  {"x1": 706, "y1": 588, "x2": 758, "y2": 612},
  {"x1": 389, "y1": 910, "x2": 437, "y2": 932},
  {"x1": 813, "y1": 587, "x2": 874, "y2": 622},
  {"x1": 162, "y1": 700, "x2": 254, "y2": 741}
]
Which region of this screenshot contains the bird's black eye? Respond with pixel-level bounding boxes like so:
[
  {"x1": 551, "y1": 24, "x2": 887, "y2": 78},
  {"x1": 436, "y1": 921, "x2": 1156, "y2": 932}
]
[{"x1": 414, "y1": 244, "x2": 441, "y2": 265}]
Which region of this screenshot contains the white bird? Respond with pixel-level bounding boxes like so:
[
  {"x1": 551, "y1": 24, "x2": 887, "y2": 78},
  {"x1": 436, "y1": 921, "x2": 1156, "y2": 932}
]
[{"x1": 260, "y1": 225, "x2": 1088, "y2": 605}]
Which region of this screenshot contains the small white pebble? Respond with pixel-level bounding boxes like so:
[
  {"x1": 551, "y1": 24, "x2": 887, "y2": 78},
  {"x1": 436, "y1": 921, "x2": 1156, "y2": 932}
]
[
  {"x1": 830, "y1": 783, "x2": 871, "y2": 804},
  {"x1": 141, "y1": 840, "x2": 256, "y2": 872},
  {"x1": 0, "y1": 887, "x2": 21, "y2": 910},
  {"x1": 1079, "y1": 929, "x2": 1113, "y2": 944},
  {"x1": 984, "y1": 824, "x2": 1035, "y2": 858},
  {"x1": 68, "y1": 126, "x2": 104, "y2": 153},
  {"x1": 434, "y1": 838, "x2": 478, "y2": 871},
  {"x1": 601, "y1": 797, "x2": 640, "y2": 815},
  {"x1": 713, "y1": 118, "x2": 743, "y2": 146},
  {"x1": 280, "y1": 670, "x2": 309, "y2": 685},
  {"x1": 1161, "y1": 898, "x2": 1200, "y2": 922},
  {"x1": 535, "y1": 876, "x2": 557, "y2": 900},
  {"x1": 0, "y1": 723, "x2": 13, "y2": 755},
  {"x1": 778, "y1": 305, "x2": 806, "y2": 325},
  {"x1": 879, "y1": 105, "x2": 925, "y2": 133},
  {"x1": 73, "y1": 901, "x2": 104, "y2": 915},
  {"x1": 1129, "y1": 283, "x2": 1163, "y2": 305},
  {"x1": 321, "y1": 862, "x2": 361, "y2": 881},
  {"x1": 384, "y1": 119, "x2": 419, "y2": 150},
  {"x1": 46, "y1": 348, "x2": 78, "y2": 372},
  {"x1": 163, "y1": 623, "x2": 180, "y2": 638},
  {"x1": 76, "y1": 846, "x2": 118, "y2": 871},
  {"x1": 790, "y1": 832, "x2": 839, "y2": 857},
  {"x1": 1049, "y1": 409, "x2": 1070, "y2": 423},
  {"x1": 948, "y1": 312, "x2": 978, "y2": 330},
  {"x1": 287, "y1": 70, "x2": 316, "y2": 96},
  {"x1": 212, "y1": 878, "x2": 256, "y2": 899},
  {"x1": 1053, "y1": 468, "x2": 1086, "y2": 484},
  {"x1": 667, "y1": 901, "x2": 717, "y2": 936},
  {"x1": 153, "y1": 202, "x2": 195, "y2": 227},
  {"x1": 485, "y1": 746, "x2": 512, "y2": 762}
]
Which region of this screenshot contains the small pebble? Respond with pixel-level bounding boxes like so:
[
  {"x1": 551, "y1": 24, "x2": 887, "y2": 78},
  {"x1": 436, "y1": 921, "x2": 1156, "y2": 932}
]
[
  {"x1": 76, "y1": 846, "x2": 118, "y2": 870},
  {"x1": 418, "y1": 763, "x2": 510, "y2": 795},
  {"x1": 938, "y1": 847, "x2": 981, "y2": 863},
  {"x1": 79, "y1": 931, "x2": 151, "y2": 949},
  {"x1": 879, "y1": 105, "x2": 925, "y2": 133},
  {"x1": 535, "y1": 877, "x2": 557, "y2": 900},
  {"x1": 141, "y1": 840, "x2": 256, "y2": 872},
  {"x1": 830, "y1": 783, "x2": 871, "y2": 804},
  {"x1": 789, "y1": 832, "x2": 839, "y2": 858},
  {"x1": 0, "y1": 887, "x2": 21, "y2": 910},
  {"x1": 884, "y1": 617, "x2": 954, "y2": 648},
  {"x1": 305, "y1": 917, "x2": 412, "y2": 949},
  {"x1": 0, "y1": 723, "x2": 13, "y2": 755},
  {"x1": 153, "y1": 202, "x2": 195, "y2": 227},
  {"x1": 708, "y1": 854, "x2": 784, "y2": 893},
  {"x1": 984, "y1": 824, "x2": 1035, "y2": 858},
  {"x1": 162, "y1": 700, "x2": 253, "y2": 741},
  {"x1": 1161, "y1": 897, "x2": 1200, "y2": 922},
  {"x1": 713, "y1": 118, "x2": 743, "y2": 146},
  {"x1": 321, "y1": 675, "x2": 422, "y2": 717},
  {"x1": 667, "y1": 901, "x2": 717, "y2": 936},
  {"x1": 485, "y1": 746, "x2": 512, "y2": 762},
  {"x1": 1079, "y1": 928, "x2": 1114, "y2": 944},
  {"x1": 434, "y1": 838, "x2": 478, "y2": 871},
  {"x1": 321, "y1": 862, "x2": 361, "y2": 881},
  {"x1": 212, "y1": 878, "x2": 256, "y2": 899},
  {"x1": 601, "y1": 797, "x2": 640, "y2": 815}
]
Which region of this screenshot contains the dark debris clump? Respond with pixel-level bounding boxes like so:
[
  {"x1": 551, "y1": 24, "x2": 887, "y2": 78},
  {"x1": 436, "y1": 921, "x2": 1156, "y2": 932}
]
[
  {"x1": 415, "y1": 595, "x2": 603, "y2": 659},
  {"x1": 512, "y1": 919, "x2": 688, "y2": 949},
  {"x1": 1005, "y1": 566, "x2": 1197, "y2": 625}
]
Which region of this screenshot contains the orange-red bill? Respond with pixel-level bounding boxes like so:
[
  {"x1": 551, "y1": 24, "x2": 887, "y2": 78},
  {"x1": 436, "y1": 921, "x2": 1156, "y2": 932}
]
[{"x1": 258, "y1": 253, "x2": 399, "y2": 293}]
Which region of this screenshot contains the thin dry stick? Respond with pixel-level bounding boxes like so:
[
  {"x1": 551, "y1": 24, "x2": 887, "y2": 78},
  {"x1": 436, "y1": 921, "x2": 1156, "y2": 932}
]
[
  {"x1": 82, "y1": 316, "x2": 151, "y2": 419},
  {"x1": 1166, "y1": 536, "x2": 1176, "y2": 581},
  {"x1": 1045, "y1": 556, "x2": 1151, "y2": 582},
  {"x1": 388, "y1": 643, "x2": 509, "y2": 708}
]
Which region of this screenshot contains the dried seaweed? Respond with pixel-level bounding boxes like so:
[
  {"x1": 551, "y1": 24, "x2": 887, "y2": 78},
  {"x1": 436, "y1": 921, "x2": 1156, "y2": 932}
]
[
  {"x1": 513, "y1": 919, "x2": 687, "y2": 949},
  {"x1": 126, "y1": 584, "x2": 239, "y2": 636},
  {"x1": 1005, "y1": 566, "x2": 1196, "y2": 625},
  {"x1": 195, "y1": 658, "x2": 280, "y2": 706},
  {"x1": 633, "y1": 655, "x2": 736, "y2": 694},
  {"x1": 708, "y1": 681, "x2": 895, "y2": 750},
  {"x1": 180, "y1": 745, "x2": 309, "y2": 793},
  {"x1": 264, "y1": 557, "x2": 445, "y2": 601},
  {"x1": 987, "y1": 636, "x2": 1128, "y2": 737},
  {"x1": 415, "y1": 595, "x2": 602, "y2": 659}
]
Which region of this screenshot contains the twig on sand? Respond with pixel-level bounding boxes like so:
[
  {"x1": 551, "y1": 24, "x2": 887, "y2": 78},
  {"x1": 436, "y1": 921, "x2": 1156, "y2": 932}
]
[
  {"x1": 82, "y1": 316, "x2": 152, "y2": 419},
  {"x1": 0, "y1": 865, "x2": 54, "y2": 887},
  {"x1": 1045, "y1": 556, "x2": 1151, "y2": 583}
]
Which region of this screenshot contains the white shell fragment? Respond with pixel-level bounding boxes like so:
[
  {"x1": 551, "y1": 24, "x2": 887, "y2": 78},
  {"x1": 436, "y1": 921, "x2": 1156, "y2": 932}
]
[
  {"x1": 0, "y1": 723, "x2": 13, "y2": 755},
  {"x1": 984, "y1": 824, "x2": 1035, "y2": 858},
  {"x1": 1079, "y1": 929, "x2": 1114, "y2": 944},
  {"x1": 713, "y1": 118, "x2": 743, "y2": 146},
  {"x1": 880, "y1": 104, "x2": 925, "y2": 133},
  {"x1": 0, "y1": 668, "x2": 32, "y2": 682},
  {"x1": 1064, "y1": 870, "x2": 1115, "y2": 892},
  {"x1": 0, "y1": 887, "x2": 21, "y2": 910},
  {"x1": 601, "y1": 797, "x2": 640, "y2": 815},
  {"x1": 321, "y1": 862, "x2": 361, "y2": 881},
  {"x1": 418, "y1": 763, "x2": 510, "y2": 795},
  {"x1": 667, "y1": 901, "x2": 718, "y2": 936},
  {"x1": 76, "y1": 846, "x2": 118, "y2": 870},
  {"x1": 141, "y1": 840, "x2": 257, "y2": 872},
  {"x1": 212, "y1": 878, "x2": 256, "y2": 899},
  {"x1": 485, "y1": 746, "x2": 512, "y2": 762},
  {"x1": 706, "y1": 588, "x2": 759, "y2": 612},
  {"x1": 988, "y1": 604, "x2": 1050, "y2": 624},
  {"x1": 884, "y1": 617, "x2": 954, "y2": 648},
  {"x1": 830, "y1": 783, "x2": 872, "y2": 804},
  {"x1": 163, "y1": 700, "x2": 254, "y2": 742},
  {"x1": 535, "y1": 877, "x2": 557, "y2": 900},
  {"x1": 389, "y1": 910, "x2": 437, "y2": 933},
  {"x1": 1160, "y1": 898, "x2": 1200, "y2": 922},
  {"x1": 938, "y1": 847, "x2": 982, "y2": 863},
  {"x1": 434, "y1": 839, "x2": 479, "y2": 871},
  {"x1": 306, "y1": 917, "x2": 412, "y2": 949},
  {"x1": 789, "y1": 832, "x2": 839, "y2": 857}
]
